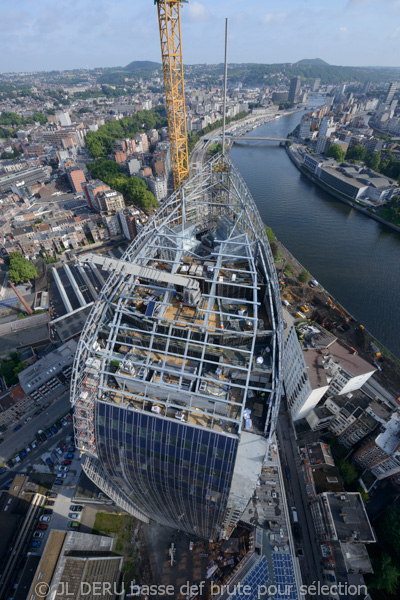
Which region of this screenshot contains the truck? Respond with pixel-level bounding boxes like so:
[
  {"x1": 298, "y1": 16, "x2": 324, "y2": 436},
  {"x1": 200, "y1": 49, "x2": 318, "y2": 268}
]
[{"x1": 291, "y1": 506, "x2": 298, "y2": 523}]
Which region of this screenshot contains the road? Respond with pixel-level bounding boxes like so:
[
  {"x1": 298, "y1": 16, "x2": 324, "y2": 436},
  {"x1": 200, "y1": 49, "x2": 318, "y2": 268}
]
[
  {"x1": 276, "y1": 403, "x2": 323, "y2": 587},
  {"x1": 0, "y1": 389, "x2": 71, "y2": 464}
]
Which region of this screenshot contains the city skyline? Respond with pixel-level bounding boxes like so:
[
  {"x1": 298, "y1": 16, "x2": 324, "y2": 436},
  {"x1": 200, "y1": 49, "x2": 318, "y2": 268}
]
[{"x1": 1, "y1": 0, "x2": 400, "y2": 73}]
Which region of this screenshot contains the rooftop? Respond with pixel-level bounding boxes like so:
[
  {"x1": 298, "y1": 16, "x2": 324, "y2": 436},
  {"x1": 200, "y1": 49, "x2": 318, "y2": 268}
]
[
  {"x1": 323, "y1": 492, "x2": 375, "y2": 543},
  {"x1": 18, "y1": 339, "x2": 77, "y2": 393}
]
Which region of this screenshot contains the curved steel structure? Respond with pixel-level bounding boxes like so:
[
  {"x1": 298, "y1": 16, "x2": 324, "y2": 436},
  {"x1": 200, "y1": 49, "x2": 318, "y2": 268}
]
[{"x1": 71, "y1": 155, "x2": 283, "y2": 539}]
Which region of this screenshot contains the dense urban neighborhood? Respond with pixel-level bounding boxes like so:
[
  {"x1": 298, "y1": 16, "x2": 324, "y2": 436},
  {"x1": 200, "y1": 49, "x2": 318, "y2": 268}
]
[{"x1": 1, "y1": 45, "x2": 400, "y2": 600}]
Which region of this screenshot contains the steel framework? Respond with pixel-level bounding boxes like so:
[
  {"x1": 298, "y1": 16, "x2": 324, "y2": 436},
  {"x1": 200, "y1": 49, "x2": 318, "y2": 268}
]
[{"x1": 156, "y1": 0, "x2": 189, "y2": 190}]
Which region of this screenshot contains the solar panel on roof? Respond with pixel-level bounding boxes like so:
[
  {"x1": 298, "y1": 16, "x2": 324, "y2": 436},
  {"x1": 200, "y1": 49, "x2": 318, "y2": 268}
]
[{"x1": 145, "y1": 301, "x2": 156, "y2": 317}]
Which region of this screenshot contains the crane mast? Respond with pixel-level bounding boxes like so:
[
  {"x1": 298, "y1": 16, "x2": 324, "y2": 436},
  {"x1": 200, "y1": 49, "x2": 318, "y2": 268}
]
[{"x1": 156, "y1": 0, "x2": 189, "y2": 190}]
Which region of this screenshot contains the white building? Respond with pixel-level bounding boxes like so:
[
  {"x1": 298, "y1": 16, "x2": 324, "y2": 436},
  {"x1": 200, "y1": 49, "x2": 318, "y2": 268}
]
[
  {"x1": 56, "y1": 111, "x2": 72, "y2": 127},
  {"x1": 283, "y1": 310, "x2": 329, "y2": 422}
]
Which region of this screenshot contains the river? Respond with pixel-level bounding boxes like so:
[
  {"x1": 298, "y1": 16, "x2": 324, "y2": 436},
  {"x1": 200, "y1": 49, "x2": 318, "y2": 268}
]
[{"x1": 231, "y1": 102, "x2": 400, "y2": 359}]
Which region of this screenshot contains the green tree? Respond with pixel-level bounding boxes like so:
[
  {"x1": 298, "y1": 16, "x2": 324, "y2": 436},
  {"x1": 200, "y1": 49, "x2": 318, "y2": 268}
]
[
  {"x1": 338, "y1": 459, "x2": 358, "y2": 485},
  {"x1": 284, "y1": 263, "x2": 293, "y2": 275},
  {"x1": 326, "y1": 144, "x2": 346, "y2": 162},
  {"x1": 265, "y1": 226, "x2": 275, "y2": 244},
  {"x1": 0, "y1": 352, "x2": 24, "y2": 387},
  {"x1": 7, "y1": 252, "x2": 38, "y2": 284},
  {"x1": 369, "y1": 553, "x2": 400, "y2": 595},
  {"x1": 298, "y1": 270, "x2": 310, "y2": 284},
  {"x1": 365, "y1": 151, "x2": 381, "y2": 171},
  {"x1": 346, "y1": 145, "x2": 367, "y2": 161},
  {"x1": 379, "y1": 507, "x2": 400, "y2": 554}
]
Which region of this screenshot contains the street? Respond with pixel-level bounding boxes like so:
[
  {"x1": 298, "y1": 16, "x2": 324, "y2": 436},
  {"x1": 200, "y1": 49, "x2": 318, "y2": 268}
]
[
  {"x1": 276, "y1": 402, "x2": 323, "y2": 588},
  {"x1": 0, "y1": 388, "x2": 71, "y2": 464}
]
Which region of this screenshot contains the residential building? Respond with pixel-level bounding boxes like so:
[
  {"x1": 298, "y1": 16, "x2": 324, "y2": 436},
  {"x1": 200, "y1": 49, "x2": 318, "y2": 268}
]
[
  {"x1": 312, "y1": 78, "x2": 321, "y2": 92},
  {"x1": 283, "y1": 312, "x2": 328, "y2": 421},
  {"x1": 288, "y1": 76, "x2": 301, "y2": 103},
  {"x1": 102, "y1": 213, "x2": 121, "y2": 237},
  {"x1": 82, "y1": 181, "x2": 110, "y2": 210},
  {"x1": 118, "y1": 210, "x2": 138, "y2": 241},
  {"x1": 96, "y1": 190, "x2": 125, "y2": 213},
  {"x1": 320, "y1": 116, "x2": 335, "y2": 138},
  {"x1": 353, "y1": 413, "x2": 400, "y2": 486},
  {"x1": 28, "y1": 530, "x2": 123, "y2": 600},
  {"x1": 67, "y1": 169, "x2": 86, "y2": 194},
  {"x1": 310, "y1": 491, "x2": 375, "y2": 595},
  {"x1": 385, "y1": 81, "x2": 397, "y2": 105}
]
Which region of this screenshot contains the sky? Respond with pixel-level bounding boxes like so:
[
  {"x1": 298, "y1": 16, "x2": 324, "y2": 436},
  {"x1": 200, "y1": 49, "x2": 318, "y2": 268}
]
[{"x1": 1, "y1": 0, "x2": 400, "y2": 73}]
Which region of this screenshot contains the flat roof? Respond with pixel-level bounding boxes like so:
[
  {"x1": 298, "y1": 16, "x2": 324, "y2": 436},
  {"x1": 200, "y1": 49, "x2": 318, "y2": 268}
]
[
  {"x1": 303, "y1": 349, "x2": 329, "y2": 390},
  {"x1": 323, "y1": 492, "x2": 375, "y2": 543},
  {"x1": 18, "y1": 339, "x2": 77, "y2": 393}
]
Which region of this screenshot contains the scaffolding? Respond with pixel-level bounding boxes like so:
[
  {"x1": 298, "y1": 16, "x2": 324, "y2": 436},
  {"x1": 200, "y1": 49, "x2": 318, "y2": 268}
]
[{"x1": 70, "y1": 154, "x2": 284, "y2": 537}]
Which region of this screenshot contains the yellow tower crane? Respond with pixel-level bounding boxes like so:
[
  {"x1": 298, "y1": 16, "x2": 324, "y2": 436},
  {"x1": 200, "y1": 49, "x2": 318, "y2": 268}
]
[{"x1": 155, "y1": 0, "x2": 189, "y2": 191}]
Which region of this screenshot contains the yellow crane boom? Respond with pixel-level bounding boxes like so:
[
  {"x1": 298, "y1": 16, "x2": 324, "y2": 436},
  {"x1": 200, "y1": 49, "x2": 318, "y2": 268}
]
[{"x1": 155, "y1": 0, "x2": 189, "y2": 190}]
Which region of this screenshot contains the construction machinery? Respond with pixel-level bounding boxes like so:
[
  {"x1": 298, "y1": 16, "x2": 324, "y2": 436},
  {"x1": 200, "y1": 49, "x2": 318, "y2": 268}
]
[
  {"x1": 9, "y1": 280, "x2": 33, "y2": 315},
  {"x1": 154, "y1": 0, "x2": 189, "y2": 190}
]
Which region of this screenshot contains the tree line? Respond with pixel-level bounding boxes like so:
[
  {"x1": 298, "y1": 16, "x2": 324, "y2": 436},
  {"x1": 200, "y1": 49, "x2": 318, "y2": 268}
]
[
  {"x1": 86, "y1": 159, "x2": 158, "y2": 212},
  {"x1": 86, "y1": 106, "x2": 168, "y2": 159}
]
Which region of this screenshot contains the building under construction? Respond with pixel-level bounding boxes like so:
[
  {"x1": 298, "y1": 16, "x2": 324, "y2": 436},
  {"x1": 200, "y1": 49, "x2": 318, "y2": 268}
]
[{"x1": 71, "y1": 155, "x2": 283, "y2": 540}]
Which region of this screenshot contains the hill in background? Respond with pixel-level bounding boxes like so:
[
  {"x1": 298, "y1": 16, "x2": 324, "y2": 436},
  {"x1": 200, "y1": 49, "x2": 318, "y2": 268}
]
[
  {"x1": 295, "y1": 58, "x2": 329, "y2": 66},
  {"x1": 124, "y1": 61, "x2": 162, "y2": 71}
]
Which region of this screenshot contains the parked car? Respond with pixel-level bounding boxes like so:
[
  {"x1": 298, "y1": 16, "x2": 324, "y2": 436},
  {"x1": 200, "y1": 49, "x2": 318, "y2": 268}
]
[
  {"x1": 54, "y1": 478, "x2": 64, "y2": 485},
  {"x1": 45, "y1": 457, "x2": 53, "y2": 468},
  {"x1": 59, "y1": 466, "x2": 69, "y2": 472},
  {"x1": 31, "y1": 441, "x2": 37, "y2": 449},
  {"x1": 64, "y1": 453, "x2": 74, "y2": 459},
  {"x1": 43, "y1": 508, "x2": 53, "y2": 515},
  {"x1": 67, "y1": 446, "x2": 75, "y2": 453},
  {"x1": 24, "y1": 416, "x2": 32, "y2": 423},
  {"x1": 39, "y1": 515, "x2": 50, "y2": 522},
  {"x1": 68, "y1": 521, "x2": 79, "y2": 529},
  {"x1": 56, "y1": 448, "x2": 63, "y2": 455},
  {"x1": 36, "y1": 523, "x2": 48, "y2": 530},
  {"x1": 60, "y1": 443, "x2": 67, "y2": 450},
  {"x1": 57, "y1": 473, "x2": 67, "y2": 479},
  {"x1": 40, "y1": 434, "x2": 47, "y2": 443},
  {"x1": 51, "y1": 425, "x2": 57, "y2": 434},
  {"x1": 33, "y1": 531, "x2": 43, "y2": 538},
  {"x1": 55, "y1": 422, "x2": 62, "y2": 430},
  {"x1": 46, "y1": 500, "x2": 55, "y2": 506},
  {"x1": 20, "y1": 450, "x2": 27, "y2": 458},
  {"x1": 63, "y1": 460, "x2": 71, "y2": 466},
  {"x1": 70, "y1": 505, "x2": 83, "y2": 512},
  {"x1": 6, "y1": 460, "x2": 13, "y2": 469},
  {"x1": 66, "y1": 415, "x2": 73, "y2": 423},
  {"x1": 61, "y1": 418, "x2": 68, "y2": 426},
  {"x1": 45, "y1": 492, "x2": 57, "y2": 498},
  {"x1": 30, "y1": 541, "x2": 41, "y2": 548},
  {"x1": 13, "y1": 424, "x2": 22, "y2": 432},
  {"x1": 15, "y1": 454, "x2": 21, "y2": 463},
  {"x1": 46, "y1": 430, "x2": 53, "y2": 438},
  {"x1": 69, "y1": 513, "x2": 81, "y2": 520},
  {"x1": 25, "y1": 446, "x2": 31, "y2": 453},
  {"x1": 50, "y1": 452, "x2": 58, "y2": 463},
  {"x1": 36, "y1": 437, "x2": 42, "y2": 446}
]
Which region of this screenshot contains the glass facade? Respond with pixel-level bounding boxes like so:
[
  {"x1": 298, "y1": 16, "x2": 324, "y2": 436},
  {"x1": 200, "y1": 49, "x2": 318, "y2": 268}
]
[{"x1": 96, "y1": 401, "x2": 238, "y2": 538}]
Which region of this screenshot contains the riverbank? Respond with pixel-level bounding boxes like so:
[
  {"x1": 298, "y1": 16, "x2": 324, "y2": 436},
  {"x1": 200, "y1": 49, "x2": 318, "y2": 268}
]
[
  {"x1": 273, "y1": 235, "x2": 400, "y2": 394},
  {"x1": 285, "y1": 144, "x2": 400, "y2": 234},
  {"x1": 226, "y1": 123, "x2": 400, "y2": 388}
]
